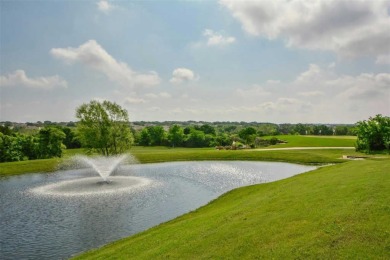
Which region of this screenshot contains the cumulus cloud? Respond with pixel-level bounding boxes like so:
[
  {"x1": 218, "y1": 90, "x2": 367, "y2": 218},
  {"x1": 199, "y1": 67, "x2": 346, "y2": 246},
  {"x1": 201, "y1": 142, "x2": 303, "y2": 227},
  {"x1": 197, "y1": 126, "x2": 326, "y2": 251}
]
[
  {"x1": 0, "y1": 70, "x2": 67, "y2": 89},
  {"x1": 50, "y1": 40, "x2": 160, "y2": 89},
  {"x1": 220, "y1": 0, "x2": 390, "y2": 60},
  {"x1": 97, "y1": 0, "x2": 115, "y2": 13},
  {"x1": 170, "y1": 68, "x2": 196, "y2": 84},
  {"x1": 124, "y1": 97, "x2": 146, "y2": 104},
  {"x1": 203, "y1": 29, "x2": 236, "y2": 46},
  {"x1": 145, "y1": 92, "x2": 172, "y2": 99}
]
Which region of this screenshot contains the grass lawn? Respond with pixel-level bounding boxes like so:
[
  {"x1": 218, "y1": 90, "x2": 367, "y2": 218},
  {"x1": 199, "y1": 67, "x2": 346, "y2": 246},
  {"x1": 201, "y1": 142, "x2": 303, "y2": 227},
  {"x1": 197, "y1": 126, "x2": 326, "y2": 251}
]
[
  {"x1": 266, "y1": 135, "x2": 357, "y2": 148},
  {"x1": 74, "y1": 158, "x2": 390, "y2": 259}
]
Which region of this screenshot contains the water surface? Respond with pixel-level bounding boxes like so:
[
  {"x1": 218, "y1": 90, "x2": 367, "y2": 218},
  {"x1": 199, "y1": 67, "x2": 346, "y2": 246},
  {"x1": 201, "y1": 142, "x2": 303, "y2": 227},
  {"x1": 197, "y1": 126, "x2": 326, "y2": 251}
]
[{"x1": 0, "y1": 161, "x2": 316, "y2": 259}]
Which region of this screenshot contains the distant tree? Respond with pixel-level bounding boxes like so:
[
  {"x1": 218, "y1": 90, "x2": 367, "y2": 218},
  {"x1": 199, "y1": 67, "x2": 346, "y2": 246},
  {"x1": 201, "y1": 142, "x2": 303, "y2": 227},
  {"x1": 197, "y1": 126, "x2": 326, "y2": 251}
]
[
  {"x1": 183, "y1": 126, "x2": 191, "y2": 135},
  {"x1": 76, "y1": 100, "x2": 134, "y2": 156},
  {"x1": 185, "y1": 129, "x2": 206, "y2": 147},
  {"x1": 168, "y1": 125, "x2": 184, "y2": 147},
  {"x1": 335, "y1": 126, "x2": 349, "y2": 135},
  {"x1": 215, "y1": 133, "x2": 231, "y2": 146},
  {"x1": 356, "y1": 114, "x2": 390, "y2": 153},
  {"x1": 147, "y1": 126, "x2": 166, "y2": 146},
  {"x1": 62, "y1": 127, "x2": 81, "y2": 149},
  {"x1": 138, "y1": 128, "x2": 151, "y2": 146},
  {"x1": 37, "y1": 127, "x2": 66, "y2": 158},
  {"x1": 0, "y1": 133, "x2": 24, "y2": 162},
  {"x1": 200, "y1": 124, "x2": 216, "y2": 135},
  {"x1": 238, "y1": 127, "x2": 257, "y2": 144},
  {"x1": 293, "y1": 123, "x2": 307, "y2": 135}
]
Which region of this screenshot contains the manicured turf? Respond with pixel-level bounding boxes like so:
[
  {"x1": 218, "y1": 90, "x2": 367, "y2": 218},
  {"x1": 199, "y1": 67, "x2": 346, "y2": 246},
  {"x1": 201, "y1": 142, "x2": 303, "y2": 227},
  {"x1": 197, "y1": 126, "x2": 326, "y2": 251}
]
[
  {"x1": 268, "y1": 135, "x2": 357, "y2": 148},
  {"x1": 74, "y1": 158, "x2": 390, "y2": 259}
]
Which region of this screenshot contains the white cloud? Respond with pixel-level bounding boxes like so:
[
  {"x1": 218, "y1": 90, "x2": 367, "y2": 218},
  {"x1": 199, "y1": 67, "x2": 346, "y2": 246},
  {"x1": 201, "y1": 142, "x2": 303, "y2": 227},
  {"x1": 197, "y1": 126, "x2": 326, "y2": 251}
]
[
  {"x1": 50, "y1": 40, "x2": 160, "y2": 89},
  {"x1": 376, "y1": 54, "x2": 390, "y2": 65},
  {"x1": 0, "y1": 70, "x2": 67, "y2": 89},
  {"x1": 236, "y1": 85, "x2": 270, "y2": 98},
  {"x1": 266, "y1": 79, "x2": 281, "y2": 84},
  {"x1": 220, "y1": 0, "x2": 390, "y2": 60},
  {"x1": 203, "y1": 29, "x2": 236, "y2": 46},
  {"x1": 298, "y1": 91, "x2": 324, "y2": 97},
  {"x1": 170, "y1": 68, "x2": 196, "y2": 84},
  {"x1": 124, "y1": 97, "x2": 146, "y2": 104},
  {"x1": 145, "y1": 92, "x2": 172, "y2": 99},
  {"x1": 97, "y1": 0, "x2": 115, "y2": 13}
]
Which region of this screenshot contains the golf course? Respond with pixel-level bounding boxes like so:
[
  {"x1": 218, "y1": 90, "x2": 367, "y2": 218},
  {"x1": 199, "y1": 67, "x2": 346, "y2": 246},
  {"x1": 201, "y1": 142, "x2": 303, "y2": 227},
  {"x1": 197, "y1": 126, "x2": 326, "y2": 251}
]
[{"x1": 1, "y1": 135, "x2": 389, "y2": 259}]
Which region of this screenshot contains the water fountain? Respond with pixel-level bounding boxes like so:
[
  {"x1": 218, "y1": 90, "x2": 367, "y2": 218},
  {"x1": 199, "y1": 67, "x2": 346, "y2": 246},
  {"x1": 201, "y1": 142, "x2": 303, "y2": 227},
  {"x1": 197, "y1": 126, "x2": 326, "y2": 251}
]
[
  {"x1": 31, "y1": 154, "x2": 153, "y2": 196},
  {"x1": 72, "y1": 154, "x2": 131, "y2": 183}
]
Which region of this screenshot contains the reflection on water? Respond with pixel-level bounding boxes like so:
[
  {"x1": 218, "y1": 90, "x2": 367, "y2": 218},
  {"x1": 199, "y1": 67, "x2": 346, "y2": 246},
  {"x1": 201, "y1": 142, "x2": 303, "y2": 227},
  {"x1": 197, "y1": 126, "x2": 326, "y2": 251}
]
[{"x1": 0, "y1": 161, "x2": 315, "y2": 260}]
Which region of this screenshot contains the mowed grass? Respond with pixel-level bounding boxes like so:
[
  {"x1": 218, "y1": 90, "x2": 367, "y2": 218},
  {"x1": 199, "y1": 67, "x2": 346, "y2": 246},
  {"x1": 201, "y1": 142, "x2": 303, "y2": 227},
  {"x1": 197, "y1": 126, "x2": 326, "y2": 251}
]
[
  {"x1": 267, "y1": 135, "x2": 357, "y2": 148},
  {"x1": 0, "y1": 149, "x2": 85, "y2": 176},
  {"x1": 74, "y1": 158, "x2": 390, "y2": 259}
]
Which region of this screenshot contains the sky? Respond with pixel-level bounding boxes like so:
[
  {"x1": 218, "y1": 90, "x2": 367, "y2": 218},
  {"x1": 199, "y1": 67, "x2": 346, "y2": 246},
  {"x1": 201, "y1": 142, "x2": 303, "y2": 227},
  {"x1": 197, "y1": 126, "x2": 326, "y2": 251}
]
[{"x1": 0, "y1": 0, "x2": 389, "y2": 124}]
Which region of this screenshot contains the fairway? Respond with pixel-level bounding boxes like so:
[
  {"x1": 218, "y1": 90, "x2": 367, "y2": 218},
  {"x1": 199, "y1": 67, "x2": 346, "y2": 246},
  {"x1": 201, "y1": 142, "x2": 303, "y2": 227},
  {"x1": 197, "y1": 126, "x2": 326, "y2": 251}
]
[{"x1": 268, "y1": 135, "x2": 356, "y2": 148}]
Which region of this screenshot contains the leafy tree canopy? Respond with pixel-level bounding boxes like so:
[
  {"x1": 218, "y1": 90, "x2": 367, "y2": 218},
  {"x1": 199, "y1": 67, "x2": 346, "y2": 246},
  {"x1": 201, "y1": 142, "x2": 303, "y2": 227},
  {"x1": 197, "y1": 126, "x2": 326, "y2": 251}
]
[
  {"x1": 356, "y1": 114, "x2": 390, "y2": 153},
  {"x1": 76, "y1": 100, "x2": 134, "y2": 156}
]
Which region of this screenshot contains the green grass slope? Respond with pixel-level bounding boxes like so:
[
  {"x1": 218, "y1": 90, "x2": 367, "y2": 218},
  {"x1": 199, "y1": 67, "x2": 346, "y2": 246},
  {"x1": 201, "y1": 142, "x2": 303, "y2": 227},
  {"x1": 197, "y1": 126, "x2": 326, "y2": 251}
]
[{"x1": 75, "y1": 159, "x2": 390, "y2": 259}]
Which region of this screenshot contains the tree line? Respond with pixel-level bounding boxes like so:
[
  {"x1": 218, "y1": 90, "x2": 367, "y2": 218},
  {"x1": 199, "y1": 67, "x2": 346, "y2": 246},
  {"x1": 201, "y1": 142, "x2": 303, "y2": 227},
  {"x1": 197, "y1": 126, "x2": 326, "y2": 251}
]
[{"x1": 1, "y1": 100, "x2": 388, "y2": 162}]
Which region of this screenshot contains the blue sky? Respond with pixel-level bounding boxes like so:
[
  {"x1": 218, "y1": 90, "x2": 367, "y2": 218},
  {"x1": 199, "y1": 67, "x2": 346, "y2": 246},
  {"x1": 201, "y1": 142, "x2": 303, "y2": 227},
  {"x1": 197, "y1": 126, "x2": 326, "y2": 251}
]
[{"x1": 1, "y1": 0, "x2": 389, "y2": 123}]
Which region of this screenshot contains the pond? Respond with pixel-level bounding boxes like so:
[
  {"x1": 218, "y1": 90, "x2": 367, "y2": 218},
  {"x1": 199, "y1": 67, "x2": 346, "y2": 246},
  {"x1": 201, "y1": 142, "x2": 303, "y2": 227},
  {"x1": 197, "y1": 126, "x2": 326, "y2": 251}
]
[{"x1": 0, "y1": 161, "x2": 316, "y2": 260}]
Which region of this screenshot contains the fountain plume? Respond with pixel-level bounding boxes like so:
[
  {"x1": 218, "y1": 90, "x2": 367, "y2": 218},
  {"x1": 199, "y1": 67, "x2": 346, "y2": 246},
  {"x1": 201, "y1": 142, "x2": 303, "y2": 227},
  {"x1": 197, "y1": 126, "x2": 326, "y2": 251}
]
[{"x1": 71, "y1": 154, "x2": 137, "y2": 182}]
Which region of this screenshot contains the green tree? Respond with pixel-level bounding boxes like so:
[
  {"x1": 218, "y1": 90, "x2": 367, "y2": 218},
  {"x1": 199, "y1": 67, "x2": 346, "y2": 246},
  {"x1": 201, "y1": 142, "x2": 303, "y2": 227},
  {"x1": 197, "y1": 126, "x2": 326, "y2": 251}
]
[
  {"x1": 76, "y1": 100, "x2": 134, "y2": 156},
  {"x1": 168, "y1": 124, "x2": 184, "y2": 147},
  {"x1": 37, "y1": 127, "x2": 66, "y2": 158},
  {"x1": 238, "y1": 127, "x2": 257, "y2": 144},
  {"x1": 185, "y1": 129, "x2": 206, "y2": 147},
  {"x1": 147, "y1": 126, "x2": 166, "y2": 146},
  {"x1": 0, "y1": 133, "x2": 24, "y2": 162},
  {"x1": 356, "y1": 114, "x2": 390, "y2": 153},
  {"x1": 200, "y1": 124, "x2": 216, "y2": 135},
  {"x1": 138, "y1": 128, "x2": 151, "y2": 146}
]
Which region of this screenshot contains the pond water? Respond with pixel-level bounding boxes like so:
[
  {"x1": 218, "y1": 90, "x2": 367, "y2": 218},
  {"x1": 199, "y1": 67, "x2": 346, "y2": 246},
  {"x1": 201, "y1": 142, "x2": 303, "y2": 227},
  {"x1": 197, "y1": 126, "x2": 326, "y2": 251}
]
[{"x1": 0, "y1": 161, "x2": 316, "y2": 260}]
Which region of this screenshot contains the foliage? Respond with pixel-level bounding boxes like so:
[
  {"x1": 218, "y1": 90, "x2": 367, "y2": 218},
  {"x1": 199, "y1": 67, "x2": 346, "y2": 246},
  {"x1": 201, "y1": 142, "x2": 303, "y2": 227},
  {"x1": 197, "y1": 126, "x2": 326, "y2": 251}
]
[
  {"x1": 356, "y1": 114, "x2": 390, "y2": 153},
  {"x1": 62, "y1": 127, "x2": 81, "y2": 149},
  {"x1": 168, "y1": 124, "x2": 184, "y2": 147},
  {"x1": 238, "y1": 127, "x2": 256, "y2": 144},
  {"x1": 76, "y1": 100, "x2": 134, "y2": 156},
  {"x1": 0, "y1": 126, "x2": 66, "y2": 162},
  {"x1": 37, "y1": 127, "x2": 66, "y2": 158}
]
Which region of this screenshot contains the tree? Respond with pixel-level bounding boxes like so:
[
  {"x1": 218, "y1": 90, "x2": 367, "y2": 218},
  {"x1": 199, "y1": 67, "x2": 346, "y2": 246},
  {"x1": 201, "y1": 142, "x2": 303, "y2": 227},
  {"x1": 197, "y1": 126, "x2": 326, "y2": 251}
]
[
  {"x1": 168, "y1": 124, "x2": 184, "y2": 147},
  {"x1": 200, "y1": 124, "x2": 216, "y2": 135},
  {"x1": 356, "y1": 114, "x2": 390, "y2": 153},
  {"x1": 238, "y1": 127, "x2": 257, "y2": 144},
  {"x1": 138, "y1": 128, "x2": 151, "y2": 146},
  {"x1": 185, "y1": 129, "x2": 206, "y2": 147},
  {"x1": 37, "y1": 126, "x2": 66, "y2": 158},
  {"x1": 76, "y1": 100, "x2": 134, "y2": 156},
  {"x1": 147, "y1": 126, "x2": 166, "y2": 146}
]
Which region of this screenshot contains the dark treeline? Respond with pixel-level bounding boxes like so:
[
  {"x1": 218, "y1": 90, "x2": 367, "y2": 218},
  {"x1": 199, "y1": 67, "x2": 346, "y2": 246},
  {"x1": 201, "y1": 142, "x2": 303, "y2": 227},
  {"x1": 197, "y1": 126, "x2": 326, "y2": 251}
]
[{"x1": 0, "y1": 124, "x2": 80, "y2": 162}]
